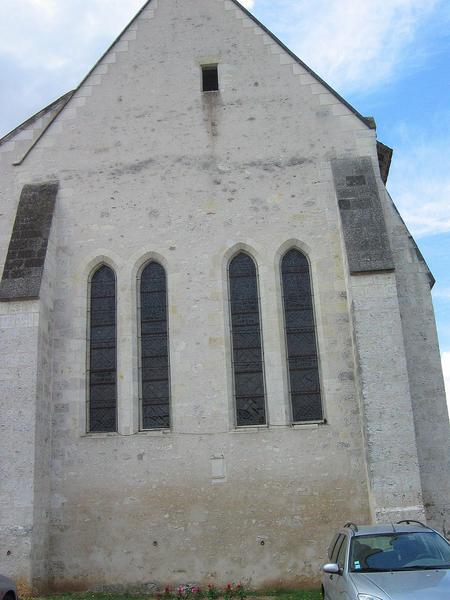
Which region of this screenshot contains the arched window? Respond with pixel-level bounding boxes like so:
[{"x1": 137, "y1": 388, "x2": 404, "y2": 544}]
[
  {"x1": 281, "y1": 249, "x2": 323, "y2": 422},
  {"x1": 88, "y1": 264, "x2": 117, "y2": 432},
  {"x1": 228, "y1": 252, "x2": 266, "y2": 426},
  {"x1": 139, "y1": 262, "x2": 170, "y2": 430}
]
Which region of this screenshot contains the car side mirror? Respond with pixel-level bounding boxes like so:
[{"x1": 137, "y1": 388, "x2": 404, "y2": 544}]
[{"x1": 323, "y1": 563, "x2": 341, "y2": 575}]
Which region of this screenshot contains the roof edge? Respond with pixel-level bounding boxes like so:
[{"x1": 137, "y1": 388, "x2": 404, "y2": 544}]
[
  {"x1": 12, "y1": 0, "x2": 156, "y2": 165},
  {"x1": 0, "y1": 90, "x2": 75, "y2": 147},
  {"x1": 386, "y1": 190, "x2": 435, "y2": 289},
  {"x1": 230, "y1": 0, "x2": 376, "y2": 130},
  {"x1": 377, "y1": 141, "x2": 393, "y2": 184},
  {"x1": 13, "y1": 0, "x2": 376, "y2": 164},
  {"x1": 63, "y1": 0, "x2": 155, "y2": 106}
]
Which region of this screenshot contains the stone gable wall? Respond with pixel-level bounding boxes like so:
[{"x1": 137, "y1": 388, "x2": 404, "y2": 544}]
[{"x1": 0, "y1": 0, "x2": 446, "y2": 592}]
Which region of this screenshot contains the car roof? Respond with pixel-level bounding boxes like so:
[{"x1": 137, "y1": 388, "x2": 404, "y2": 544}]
[{"x1": 342, "y1": 523, "x2": 435, "y2": 537}]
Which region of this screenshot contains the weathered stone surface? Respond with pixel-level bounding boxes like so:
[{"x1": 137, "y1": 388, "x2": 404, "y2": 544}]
[
  {"x1": 90, "y1": 582, "x2": 159, "y2": 594},
  {"x1": 332, "y1": 157, "x2": 395, "y2": 274},
  {"x1": 383, "y1": 189, "x2": 450, "y2": 533},
  {"x1": 0, "y1": 182, "x2": 58, "y2": 300},
  {"x1": 348, "y1": 271, "x2": 425, "y2": 523},
  {"x1": 0, "y1": 0, "x2": 448, "y2": 593}
]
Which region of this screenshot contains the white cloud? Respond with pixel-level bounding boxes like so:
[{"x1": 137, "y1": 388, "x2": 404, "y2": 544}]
[
  {"x1": 26, "y1": 0, "x2": 59, "y2": 21},
  {"x1": 433, "y1": 288, "x2": 450, "y2": 301},
  {"x1": 0, "y1": 0, "x2": 448, "y2": 140},
  {"x1": 387, "y1": 131, "x2": 450, "y2": 238},
  {"x1": 264, "y1": 0, "x2": 448, "y2": 93},
  {"x1": 0, "y1": 0, "x2": 447, "y2": 95},
  {"x1": 442, "y1": 352, "x2": 450, "y2": 419},
  {"x1": 0, "y1": 0, "x2": 143, "y2": 70}
]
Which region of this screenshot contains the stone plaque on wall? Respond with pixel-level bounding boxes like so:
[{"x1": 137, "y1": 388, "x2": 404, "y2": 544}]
[{"x1": 331, "y1": 157, "x2": 394, "y2": 274}]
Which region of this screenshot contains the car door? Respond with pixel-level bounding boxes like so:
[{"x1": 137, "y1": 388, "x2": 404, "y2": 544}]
[{"x1": 323, "y1": 534, "x2": 344, "y2": 600}]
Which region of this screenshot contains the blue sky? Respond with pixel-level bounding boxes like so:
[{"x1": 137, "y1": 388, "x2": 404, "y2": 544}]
[{"x1": 0, "y1": 0, "x2": 449, "y2": 412}]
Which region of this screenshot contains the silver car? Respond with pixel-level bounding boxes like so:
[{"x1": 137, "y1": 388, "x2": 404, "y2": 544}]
[
  {"x1": 322, "y1": 521, "x2": 450, "y2": 600},
  {"x1": 0, "y1": 575, "x2": 16, "y2": 600}
]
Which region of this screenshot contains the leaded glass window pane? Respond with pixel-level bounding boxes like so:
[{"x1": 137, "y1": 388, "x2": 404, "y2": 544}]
[
  {"x1": 140, "y1": 262, "x2": 170, "y2": 429},
  {"x1": 282, "y1": 249, "x2": 323, "y2": 422},
  {"x1": 88, "y1": 265, "x2": 117, "y2": 432},
  {"x1": 229, "y1": 253, "x2": 266, "y2": 426}
]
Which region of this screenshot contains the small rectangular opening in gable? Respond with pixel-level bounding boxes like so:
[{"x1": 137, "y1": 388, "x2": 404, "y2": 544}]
[{"x1": 202, "y1": 64, "x2": 219, "y2": 92}]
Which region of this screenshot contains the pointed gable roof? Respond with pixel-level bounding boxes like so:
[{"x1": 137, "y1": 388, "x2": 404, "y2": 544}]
[
  {"x1": 8, "y1": 0, "x2": 379, "y2": 167},
  {"x1": 77, "y1": 0, "x2": 377, "y2": 131}
]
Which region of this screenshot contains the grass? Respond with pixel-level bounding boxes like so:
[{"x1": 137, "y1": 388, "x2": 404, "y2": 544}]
[
  {"x1": 282, "y1": 594, "x2": 321, "y2": 600},
  {"x1": 254, "y1": 591, "x2": 321, "y2": 600}
]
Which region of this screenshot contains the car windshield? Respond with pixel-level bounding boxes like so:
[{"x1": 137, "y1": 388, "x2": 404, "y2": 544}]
[{"x1": 350, "y1": 532, "x2": 450, "y2": 572}]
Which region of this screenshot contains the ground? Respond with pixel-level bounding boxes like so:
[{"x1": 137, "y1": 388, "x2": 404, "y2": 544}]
[{"x1": 28, "y1": 592, "x2": 322, "y2": 600}]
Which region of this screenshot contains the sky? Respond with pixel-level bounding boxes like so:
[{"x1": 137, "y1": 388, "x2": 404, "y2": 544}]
[{"x1": 0, "y1": 0, "x2": 449, "y2": 415}]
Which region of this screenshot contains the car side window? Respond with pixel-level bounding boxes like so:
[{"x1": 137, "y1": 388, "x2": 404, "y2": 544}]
[
  {"x1": 331, "y1": 534, "x2": 344, "y2": 563},
  {"x1": 336, "y1": 535, "x2": 348, "y2": 570}
]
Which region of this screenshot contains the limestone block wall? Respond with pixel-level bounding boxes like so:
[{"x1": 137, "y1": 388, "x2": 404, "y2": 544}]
[
  {"x1": 346, "y1": 271, "x2": 425, "y2": 523},
  {"x1": 0, "y1": 180, "x2": 58, "y2": 592},
  {"x1": 382, "y1": 194, "x2": 450, "y2": 533},
  {"x1": 1, "y1": 0, "x2": 446, "y2": 591},
  {"x1": 330, "y1": 154, "x2": 429, "y2": 525},
  {"x1": 30, "y1": 220, "x2": 58, "y2": 591},
  {"x1": 0, "y1": 299, "x2": 40, "y2": 591},
  {"x1": 21, "y1": 7, "x2": 373, "y2": 581}
]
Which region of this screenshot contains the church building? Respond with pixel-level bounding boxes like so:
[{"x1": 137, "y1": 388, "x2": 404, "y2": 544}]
[{"x1": 1, "y1": 0, "x2": 449, "y2": 593}]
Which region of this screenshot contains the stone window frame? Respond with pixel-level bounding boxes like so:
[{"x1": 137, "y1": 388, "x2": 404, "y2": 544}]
[
  {"x1": 277, "y1": 245, "x2": 325, "y2": 426},
  {"x1": 136, "y1": 259, "x2": 172, "y2": 432},
  {"x1": 226, "y1": 249, "x2": 268, "y2": 429},
  {"x1": 86, "y1": 262, "x2": 118, "y2": 434}
]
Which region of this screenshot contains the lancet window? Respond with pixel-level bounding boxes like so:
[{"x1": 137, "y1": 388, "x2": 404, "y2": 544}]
[
  {"x1": 228, "y1": 252, "x2": 266, "y2": 426},
  {"x1": 139, "y1": 262, "x2": 170, "y2": 430},
  {"x1": 281, "y1": 249, "x2": 323, "y2": 422},
  {"x1": 88, "y1": 265, "x2": 117, "y2": 432}
]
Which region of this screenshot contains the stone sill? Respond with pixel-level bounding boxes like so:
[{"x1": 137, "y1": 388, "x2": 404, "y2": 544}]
[
  {"x1": 291, "y1": 421, "x2": 326, "y2": 429},
  {"x1": 80, "y1": 423, "x2": 327, "y2": 438},
  {"x1": 135, "y1": 429, "x2": 171, "y2": 437},
  {"x1": 80, "y1": 432, "x2": 121, "y2": 439},
  {"x1": 232, "y1": 425, "x2": 270, "y2": 434},
  {"x1": 81, "y1": 430, "x2": 171, "y2": 438}
]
